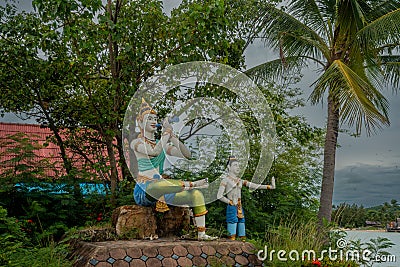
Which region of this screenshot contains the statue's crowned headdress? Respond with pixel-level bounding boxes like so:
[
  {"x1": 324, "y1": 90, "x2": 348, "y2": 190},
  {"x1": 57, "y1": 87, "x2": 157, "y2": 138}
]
[
  {"x1": 227, "y1": 155, "x2": 238, "y2": 166},
  {"x1": 138, "y1": 98, "x2": 157, "y2": 122}
]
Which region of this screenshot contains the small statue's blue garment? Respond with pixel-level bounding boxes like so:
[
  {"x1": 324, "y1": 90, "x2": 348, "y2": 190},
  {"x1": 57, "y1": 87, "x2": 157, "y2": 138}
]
[{"x1": 226, "y1": 204, "x2": 245, "y2": 223}]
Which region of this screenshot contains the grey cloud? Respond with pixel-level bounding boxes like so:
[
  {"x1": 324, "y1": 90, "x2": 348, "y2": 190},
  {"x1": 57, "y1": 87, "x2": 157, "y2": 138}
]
[{"x1": 333, "y1": 164, "x2": 400, "y2": 207}]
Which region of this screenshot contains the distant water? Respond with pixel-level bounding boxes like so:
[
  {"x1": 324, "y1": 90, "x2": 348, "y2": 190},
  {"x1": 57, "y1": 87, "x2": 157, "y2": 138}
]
[{"x1": 346, "y1": 231, "x2": 400, "y2": 267}]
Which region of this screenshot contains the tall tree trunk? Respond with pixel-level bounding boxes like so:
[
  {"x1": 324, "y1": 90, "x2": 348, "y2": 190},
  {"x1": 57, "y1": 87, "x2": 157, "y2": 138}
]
[
  {"x1": 44, "y1": 107, "x2": 83, "y2": 207},
  {"x1": 105, "y1": 135, "x2": 118, "y2": 207},
  {"x1": 105, "y1": 0, "x2": 122, "y2": 207},
  {"x1": 318, "y1": 94, "x2": 340, "y2": 224},
  {"x1": 115, "y1": 133, "x2": 131, "y2": 181}
]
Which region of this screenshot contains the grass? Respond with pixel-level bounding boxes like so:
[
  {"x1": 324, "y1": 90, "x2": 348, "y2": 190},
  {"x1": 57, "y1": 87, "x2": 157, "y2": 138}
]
[{"x1": 250, "y1": 219, "x2": 360, "y2": 267}]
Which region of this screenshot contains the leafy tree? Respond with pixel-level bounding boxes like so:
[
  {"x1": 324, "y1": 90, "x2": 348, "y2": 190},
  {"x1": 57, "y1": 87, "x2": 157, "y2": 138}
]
[
  {"x1": 366, "y1": 210, "x2": 380, "y2": 223},
  {"x1": 172, "y1": 81, "x2": 325, "y2": 237},
  {"x1": 252, "y1": 83, "x2": 324, "y2": 229},
  {"x1": 332, "y1": 203, "x2": 366, "y2": 228},
  {"x1": 390, "y1": 199, "x2": 398, "y2": 209},
  {"x1": 336, "y1": 199, "x2": 400, "y2": 227},
  {"x1": 0, "y1": 0, "x2": 258, "y2": 205},
  {"x1": 246, "y1": 0, "x2": 400, "y2": 224}
]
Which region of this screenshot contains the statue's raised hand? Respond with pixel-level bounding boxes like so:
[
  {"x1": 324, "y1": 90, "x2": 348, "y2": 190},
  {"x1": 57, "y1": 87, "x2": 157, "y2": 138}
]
[
  {"x1": 162, "y1": 118, "x2": 173, "y2": 134},
  {"x1": 271, "y1": 177, "x2": 276, "y2": 189}
]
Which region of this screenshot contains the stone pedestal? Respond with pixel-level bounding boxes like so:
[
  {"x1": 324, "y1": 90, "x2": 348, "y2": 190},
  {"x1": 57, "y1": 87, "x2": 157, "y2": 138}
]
[
  {"x1": 111, "y1": 205, "x2": 190, "y2": 239},
  {"x1": 70, "y1": 239, "x2": 264, "y2": 267}
]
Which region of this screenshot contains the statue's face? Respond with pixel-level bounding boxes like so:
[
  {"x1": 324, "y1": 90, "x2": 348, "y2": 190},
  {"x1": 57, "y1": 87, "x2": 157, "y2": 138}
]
[
  {"x1": 229, "y1": 161, "x2": 240, "y2": 176},
  {"x1": 141, "y1": 113, "x2": 157, "y2": 133}
]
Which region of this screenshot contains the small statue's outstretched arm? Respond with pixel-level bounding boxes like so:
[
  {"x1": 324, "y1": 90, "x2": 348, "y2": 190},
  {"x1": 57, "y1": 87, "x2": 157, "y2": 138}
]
[{"x1": 243, "y1": 177, "x2": 276, "y2": 190}]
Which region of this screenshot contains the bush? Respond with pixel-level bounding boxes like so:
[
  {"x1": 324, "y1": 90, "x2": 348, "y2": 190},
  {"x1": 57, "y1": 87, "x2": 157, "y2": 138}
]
[
  {"x1": 0, "y1": 206, "x2": 72, "y2": 267},
  {"x1": 8, "y1": 243, "x2": 72, "y2": 267},
  {"x1": 0, "y1": 206, "x2": 28, "y2": 266},
  {"x1": 0, "y1": 182, "x2": 109, "y2": 243}
]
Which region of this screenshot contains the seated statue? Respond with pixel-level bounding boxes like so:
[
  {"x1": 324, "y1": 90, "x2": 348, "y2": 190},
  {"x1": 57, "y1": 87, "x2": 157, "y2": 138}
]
[
  {"x1": 217, "y1": 156, "x2": 276, "y2": 241},
  {"x1": 130, "y1": 98, "x2": 216, "y2": 240}
]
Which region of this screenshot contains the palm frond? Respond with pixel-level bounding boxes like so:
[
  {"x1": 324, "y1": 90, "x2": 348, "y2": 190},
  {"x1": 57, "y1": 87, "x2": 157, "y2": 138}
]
[
  {"x1": 288, "y1": 0, "x2": 330, "y2": 38},
  {"x1": 245, "y1": 57, "x2": 305, "y2": 84},
  {"x1": 257, "y1": 4, "x2": 327, "y2": 55},
  {"x1": 381, "y1": 55, "x2": 400, "y2": 90},
  {"x1": 367, "y1": 0, "x2": 400, "y2": 20},
  {"x1": 280, "y1": 32, "x2": 330, "y2": 61},
  {"x1": 356, "y1": 8, "x2": 400, "y2": 49},
  {"x1": 336, "y1": 0, "x2": 368, "y2": 34},
  {"x1": 311, "y1": 60, "x2": 389, "y2": 135},
  {"x1": 362, "y1": 47, "x2": 399, "y2": 91},
  {"x1": 363, "y1": 56, "x2": 387, "y2": 91},
  {"x1": 317, "y1": 0, "x2": 337, "y2": 21}
]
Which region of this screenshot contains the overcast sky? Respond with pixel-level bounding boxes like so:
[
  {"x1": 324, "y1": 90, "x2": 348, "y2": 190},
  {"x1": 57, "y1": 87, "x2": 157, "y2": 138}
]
[{"x1": 2, "y1": 0, "x2": 399, "y2": 207}]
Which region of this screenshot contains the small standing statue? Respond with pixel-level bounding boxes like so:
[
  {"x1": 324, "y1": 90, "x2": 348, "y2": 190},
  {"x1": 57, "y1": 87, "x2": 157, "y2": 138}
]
[
  {"x1": 217, "y1": 156, "x2": 276, "y2": 241},
  {"x1": 130, "y1": 98, "x2": 216, "y2": 240}
]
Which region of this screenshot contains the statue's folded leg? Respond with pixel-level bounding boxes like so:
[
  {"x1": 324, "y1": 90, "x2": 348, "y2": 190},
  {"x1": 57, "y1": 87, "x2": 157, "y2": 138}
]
[
  {"x1": 146, "y1": 178, "x2": 209, "y2": 200},
  {"x1": 146, "y1": 179, "x2": 184, "y2": 200}
]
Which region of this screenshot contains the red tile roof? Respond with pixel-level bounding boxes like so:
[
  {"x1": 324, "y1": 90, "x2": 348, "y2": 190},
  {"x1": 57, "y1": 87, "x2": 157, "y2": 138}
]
[
  {"x1": 0, "y1": 122, "x2": 63, "y2": 178},
  {"x1": 0, "y1": 122, "x2": 113, "y2": 180}
]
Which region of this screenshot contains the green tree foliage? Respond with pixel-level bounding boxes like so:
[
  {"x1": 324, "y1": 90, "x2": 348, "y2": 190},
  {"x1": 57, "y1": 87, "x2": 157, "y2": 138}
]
[
  {"x1": 243, "y1": 85, "x2": 324, "y2": 236},
  {"x1": 332, "y1": 203, "x2": 366, "y2": 228},
  {"x1": 367, "y1": 199, "x2": 400, "y2": 225},
  {"x1": 246, "y1": 0, "x2": 400, "y2": 224},
  {"x1": 0, "y1": 131, "x2": 109, "y2": 243},
  {"x1": 189, "y1": 81, "x2": 325, "y2": 238},
  {"x1": 0, "y1": 206, "x2": 29, "y2": 266},
  {"x1": 332, "y1": 199, "x2": 400, "y2": 228}
]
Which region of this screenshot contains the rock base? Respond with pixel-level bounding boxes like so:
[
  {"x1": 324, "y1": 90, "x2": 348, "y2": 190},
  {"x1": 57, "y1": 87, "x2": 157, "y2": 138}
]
[
  {"x1": 111, "y1": 205, "x2": 190, "y2": 239},
  {"x1": 70, "y1": 239, "x2": 263, "y2": 267}
]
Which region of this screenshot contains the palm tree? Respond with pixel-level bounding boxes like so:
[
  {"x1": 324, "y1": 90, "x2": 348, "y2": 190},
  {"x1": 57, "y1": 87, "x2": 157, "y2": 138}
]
[{"x1": 246, "y1": 0, "x2": 400, "y2": 223}]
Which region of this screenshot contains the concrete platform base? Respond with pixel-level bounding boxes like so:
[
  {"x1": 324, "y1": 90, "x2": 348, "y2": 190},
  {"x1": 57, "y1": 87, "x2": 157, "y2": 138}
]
[{"x1": 71, "y1": 238, "x2": 263, "y2": 267}]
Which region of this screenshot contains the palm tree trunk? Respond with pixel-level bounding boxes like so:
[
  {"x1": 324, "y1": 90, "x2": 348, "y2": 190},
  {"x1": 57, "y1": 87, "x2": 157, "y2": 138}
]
[{"x1": 318, "y1": 94, "x2": 340, "y2": 224}]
